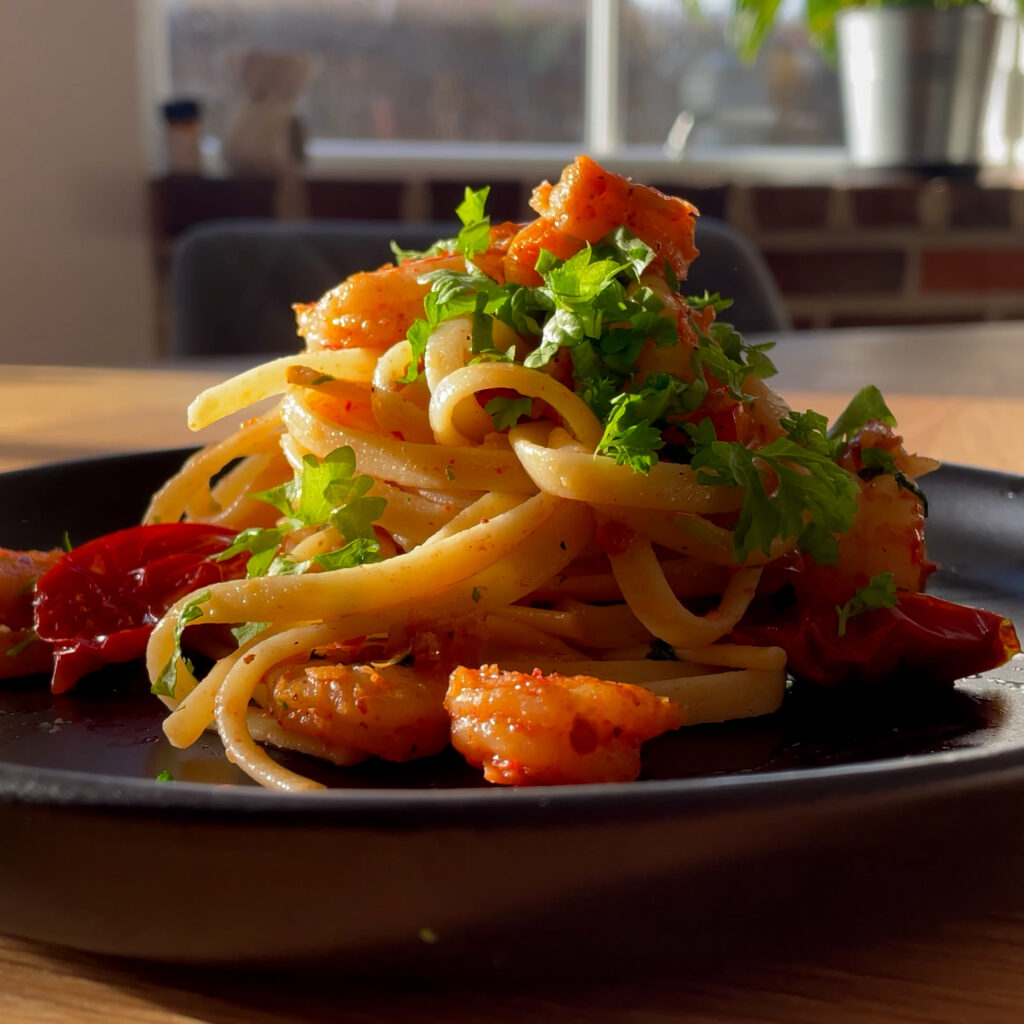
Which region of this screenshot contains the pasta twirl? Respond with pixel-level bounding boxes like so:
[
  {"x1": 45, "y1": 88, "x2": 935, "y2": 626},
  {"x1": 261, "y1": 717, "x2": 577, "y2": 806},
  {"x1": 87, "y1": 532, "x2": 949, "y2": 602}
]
[{"x1": 4, "y1": 155, "x2": 1019, "y2": 789}]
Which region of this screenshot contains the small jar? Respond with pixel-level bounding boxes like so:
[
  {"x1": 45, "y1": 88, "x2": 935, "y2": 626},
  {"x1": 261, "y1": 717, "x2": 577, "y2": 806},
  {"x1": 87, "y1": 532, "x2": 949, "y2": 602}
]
[{"x1": 161, "y1": 98, "x2": 202, "y2": 175}]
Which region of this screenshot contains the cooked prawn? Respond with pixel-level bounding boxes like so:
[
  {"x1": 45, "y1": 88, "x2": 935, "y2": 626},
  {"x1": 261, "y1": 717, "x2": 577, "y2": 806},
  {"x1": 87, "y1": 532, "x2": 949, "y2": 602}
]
[
  {"x1": 294, "y1": 252, "x2": 464, "y2": 352},
  {"x1": 294, "y1": 223, "x2": 520, "y2": 352},
  {"x1": 270, "y1": 660, "x2": 451, "y2": 763},
  {"x1": 835, "y1": 421, "x2": 938, "y2": 592},
  {"x1": 504, "y1": 155, "x2": 699, "y2": 287},
  {"x1": 445, "y1": 664, "x2": 684, "y2": 786},
  {"x1": 267, "y1": 625, "x2": 484, "y2": 762}
]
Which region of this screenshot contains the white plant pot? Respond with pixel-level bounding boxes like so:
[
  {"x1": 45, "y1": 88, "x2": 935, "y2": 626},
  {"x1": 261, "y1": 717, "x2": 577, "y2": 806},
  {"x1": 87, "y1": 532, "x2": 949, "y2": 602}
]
[{"x1": 837, "y1": 6, "x2": 1002, "y2": 172}]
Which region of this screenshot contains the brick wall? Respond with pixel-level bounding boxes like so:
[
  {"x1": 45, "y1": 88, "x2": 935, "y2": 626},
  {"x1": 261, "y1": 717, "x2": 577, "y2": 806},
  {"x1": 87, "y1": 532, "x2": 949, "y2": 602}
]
[
  {"x1": 152, "y1": 173, "x2": 1024, "y2": 332},
  {"x1": 722, "y1": 179, "x2": 1024, "y2": 329}
]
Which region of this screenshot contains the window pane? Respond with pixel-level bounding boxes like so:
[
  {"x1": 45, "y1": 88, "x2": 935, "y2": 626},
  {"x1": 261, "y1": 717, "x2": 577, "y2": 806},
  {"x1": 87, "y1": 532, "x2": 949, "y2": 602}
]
[
  {"x1": 621, "y1": 0, "x2": 842, "y2": 150},
  {"x1": 167, "y1": 0, "x2": 585, "y2": 145}
]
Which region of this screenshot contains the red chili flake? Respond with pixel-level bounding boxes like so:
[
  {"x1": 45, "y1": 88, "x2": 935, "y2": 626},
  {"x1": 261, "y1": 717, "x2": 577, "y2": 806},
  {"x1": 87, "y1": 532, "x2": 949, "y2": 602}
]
[{"x1": 595, "y1": 520, "x2": 634, "y2": 555}]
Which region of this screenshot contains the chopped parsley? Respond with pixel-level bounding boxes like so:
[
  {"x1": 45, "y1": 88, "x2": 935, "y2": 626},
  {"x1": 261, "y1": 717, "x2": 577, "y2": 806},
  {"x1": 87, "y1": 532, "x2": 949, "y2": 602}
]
[
  {"x1": 828, "y1": 384, "x2": 897, "y2": 442},
  {"x1": 786, "y1": 387, "x2": 926, "y2": 513},
  {"x1": 153, "y1": 588, "x2": 210, "y2": 698},
  {"x1": 526, "y1": 242, "x2": 677, "y2": 373},
  {"x1": 231, "y1": 620, "x2": 269, "y2": 646},
  {"x1": 686, "y1": 290, "x2": 734, "y2": 313},
  {"x1": 836, "y1": 573, "x2": 899, "y2": 637},
  {"x1": 6, "y1": 630, "x2": 39, "y2": 658},
  {"x1": 645, "y1": 638, "x2": 679, "y2": 661},
  {"x1": 780, "y1": 408, "x2": 838, "y2": 459},
  {"x1": 398, "y1": 198, "x2": 675, "y2": 388},
  {"x1": 453, "y1": 185, "x2": 492, "y2": 257},
  {"x1": 597, "y1": 373, "x2": 694, "y2": 473},
  {"x1": 485, "y1": 395, "x2": 533, "y2": 431},
  {"x1": 691, "y1": 319, "x2": 777, "y2": 401},
  {"x1": 390, "y1": 189, "x2": 914, "y2": 566},
  {"x1": 689, "y1": 434, "x2": 860, "y2": 563},
  {"x1": 216, "y1": 446, "x2": 386, "y2": 579}
]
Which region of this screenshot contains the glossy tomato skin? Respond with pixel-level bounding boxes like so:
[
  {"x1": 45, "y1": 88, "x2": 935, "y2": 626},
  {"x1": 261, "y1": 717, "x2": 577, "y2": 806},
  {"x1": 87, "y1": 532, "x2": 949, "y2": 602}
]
[
  {"x1": 33, "y1": 523, "x2": 246, "y2": 693},
  {"x1": 731, "y1": 567, "x2": 1020, "y2": 688}
]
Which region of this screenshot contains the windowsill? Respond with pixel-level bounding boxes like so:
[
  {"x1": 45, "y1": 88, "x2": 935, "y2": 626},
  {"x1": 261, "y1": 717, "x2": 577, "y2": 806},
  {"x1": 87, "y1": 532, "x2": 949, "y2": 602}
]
[
  {"x1": 302, "y1": 140, "x2": 855, "y2": 185},
  {"x1": 188, "y1": 137, "x2": 1024, "y2": 190},
  {"x1": 196, "y1": 137, "x2": 855, "y2": 185}
]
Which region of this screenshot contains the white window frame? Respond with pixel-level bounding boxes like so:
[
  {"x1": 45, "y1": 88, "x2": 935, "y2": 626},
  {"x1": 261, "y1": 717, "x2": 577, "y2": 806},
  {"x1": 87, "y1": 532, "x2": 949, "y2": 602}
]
[{"x1": 138, "y1": 0, "x2": 850, "y2": 183}]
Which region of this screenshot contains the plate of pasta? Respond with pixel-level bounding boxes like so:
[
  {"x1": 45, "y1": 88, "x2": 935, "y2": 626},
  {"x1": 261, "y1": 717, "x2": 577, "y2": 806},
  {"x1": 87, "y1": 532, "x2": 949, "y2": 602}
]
[{"x1": 1, "y1": 156, "x2": 1023, "y2": 964}]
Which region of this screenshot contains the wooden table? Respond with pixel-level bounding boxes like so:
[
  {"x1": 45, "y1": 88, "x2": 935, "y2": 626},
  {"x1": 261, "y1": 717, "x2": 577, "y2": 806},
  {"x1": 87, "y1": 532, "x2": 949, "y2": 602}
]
[
  {"x1": 3, "y1": 322, "x2": 1024, "y2": 476},
  {"x1": 3, "y1": 322, "x2": 1024, "y2": 1023}
]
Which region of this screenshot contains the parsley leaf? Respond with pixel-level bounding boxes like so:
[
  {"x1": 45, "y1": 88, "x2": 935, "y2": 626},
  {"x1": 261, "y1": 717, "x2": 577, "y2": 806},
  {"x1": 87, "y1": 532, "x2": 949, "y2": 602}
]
[
  {"x1": 400, "y1": 266, "x2": 535, "y2": 383},
  {"x1": 484, "y1": 395, "x2": 534, "y2": 431},
  {"x1": 390, "y1": 236, "x2": 458, "y2": 262},
  {"x1": 218, "y1": 525, "x2": 286, "y2": 578},
  {"x1": 836, "y1": 573, "x2": 898, "y2": 637},
  {"x1": 292, "y1": 448, "x2": 367, "y2": 522},
  {"x1": 153, "y1": 589, "x2": 210, "y2": 697},
  {"x1": 527, "y1": 306, "x2": 586, "y2": 369},
  {"x1": 689, "y1": 435, "x2": 860, "y2": 562},
  {"x1": 537, "y1": 245, "x2": 626, "y2": 308},
  {"x1": 313, "y1": 536, "x2": 383, "y2": 571},
  {"x1": 454, "y1": 185, "x2": 491, "y2": 257},
  {"x1": 217, "y1": 447, "x2": 386, "y2": 581},
  {"x1": 663, "y1": 260, "x2": 680, "y2": 293},
  {"x1": 231, "y1": 621, "x2": 269, "y2": 646},
  {"x1": 781, "y1": 408, "x2": 843, "y2": 459},
  {"x1": 329, "y1": 495, "x2": 388, "y2": 543},
  {"x1": 594, "y1": 227, "x2": 658, "y2": 279},
  {"x1": 686, "y1": 290, "x2": 734, "y2": 313},
  {"x1": 400, "y1": 308, "x2": 436, "y2": 385},
  {"x1": 525, "y1": 241, "x2": 662, "y2": 372},
  {"x1": 597, "y1": 374, "x2": 693, "y2": 473},
  {"x1": 784, "y1": 396, "x2": 925, "y2": 515},
  {"x1": 574, "y1": 370, "x2": 619, "y2": 424},
  {"x1": 691, "y1": 319, "x2": 777, "y2": 400},
  {"x1": 599, "y1": 413, "x2": 665, "y2": 473},
  {"x1": 828, "y1": 385, "x2": 897, "y2": 442}
]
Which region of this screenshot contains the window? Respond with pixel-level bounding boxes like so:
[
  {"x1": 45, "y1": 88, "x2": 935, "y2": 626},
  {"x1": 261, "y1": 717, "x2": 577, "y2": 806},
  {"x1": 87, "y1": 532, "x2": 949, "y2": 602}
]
[
  {"x1": 621, "y1": 0, "x2": 842, "y2": 151},
  {"x1": 155, "y1": 0, "x2": 846, "y2": 175},
  {"x1": 164, "y1": 0, "x2": 584, "y2": 145}
]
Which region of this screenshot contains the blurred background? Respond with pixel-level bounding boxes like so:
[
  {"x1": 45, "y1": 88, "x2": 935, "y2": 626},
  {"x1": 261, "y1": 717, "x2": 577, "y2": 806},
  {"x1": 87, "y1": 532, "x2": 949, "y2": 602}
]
[{"x1": 2, "y1": 0, "x2": 1024, "y2": 366}]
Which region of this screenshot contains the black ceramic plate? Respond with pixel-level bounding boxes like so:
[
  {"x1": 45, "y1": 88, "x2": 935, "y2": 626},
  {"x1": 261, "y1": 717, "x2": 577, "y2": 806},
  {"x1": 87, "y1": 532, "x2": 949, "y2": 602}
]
[{"x1": 2, "y1": 450, "x2": 1024, "y2": 968}]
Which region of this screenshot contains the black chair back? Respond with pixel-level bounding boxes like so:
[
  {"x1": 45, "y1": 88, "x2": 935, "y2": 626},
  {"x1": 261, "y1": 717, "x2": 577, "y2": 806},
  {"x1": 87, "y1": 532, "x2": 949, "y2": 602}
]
[{"x1": 689, "y1": 218, "x2": 791, "y2": 334}]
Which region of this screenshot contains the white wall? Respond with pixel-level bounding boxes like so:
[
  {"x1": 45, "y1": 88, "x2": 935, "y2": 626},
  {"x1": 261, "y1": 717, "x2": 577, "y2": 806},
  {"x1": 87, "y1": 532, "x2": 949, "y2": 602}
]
[{"x1": 0, "y1": 0, "x2": 156, "y2": 366}]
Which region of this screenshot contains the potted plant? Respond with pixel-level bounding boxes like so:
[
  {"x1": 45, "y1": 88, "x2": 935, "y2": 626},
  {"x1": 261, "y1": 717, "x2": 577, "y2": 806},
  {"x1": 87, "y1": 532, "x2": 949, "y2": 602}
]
[{"x1": 728, "y1": 0, "x2": 1013, "y2": 172}]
